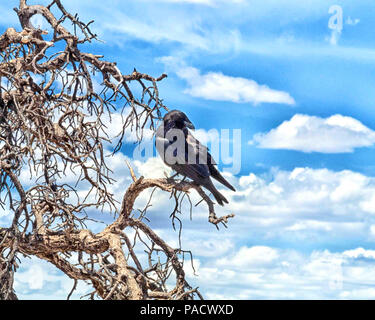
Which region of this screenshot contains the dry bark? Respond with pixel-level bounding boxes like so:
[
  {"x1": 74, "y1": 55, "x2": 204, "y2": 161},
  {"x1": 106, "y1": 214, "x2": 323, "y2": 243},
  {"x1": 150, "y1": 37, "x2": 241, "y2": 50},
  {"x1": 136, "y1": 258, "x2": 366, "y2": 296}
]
[{"x1": 0, "y1": 0, "x2": 234, "y2": 300}]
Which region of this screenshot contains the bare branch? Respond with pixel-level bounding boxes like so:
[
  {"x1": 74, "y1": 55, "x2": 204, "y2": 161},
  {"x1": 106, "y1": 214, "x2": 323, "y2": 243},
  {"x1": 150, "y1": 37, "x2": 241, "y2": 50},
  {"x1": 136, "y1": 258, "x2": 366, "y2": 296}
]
[{"x1": 0, "y1": 0, "x2": 233, "y2": 300}]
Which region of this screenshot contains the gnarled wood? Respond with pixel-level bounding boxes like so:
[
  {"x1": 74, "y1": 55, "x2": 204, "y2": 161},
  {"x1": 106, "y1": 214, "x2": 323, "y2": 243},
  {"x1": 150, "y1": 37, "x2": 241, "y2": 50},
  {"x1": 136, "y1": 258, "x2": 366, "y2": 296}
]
[{"x1": 0, "y1": 0, "x2": 233, "y2": 300}]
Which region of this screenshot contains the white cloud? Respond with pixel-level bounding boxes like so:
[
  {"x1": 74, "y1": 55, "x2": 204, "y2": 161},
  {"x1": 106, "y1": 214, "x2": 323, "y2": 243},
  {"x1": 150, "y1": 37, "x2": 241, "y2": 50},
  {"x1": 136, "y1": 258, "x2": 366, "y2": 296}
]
[
  {"x1": 212, "y1": 167, "x2": 375, "y2": 245},
  {"x1": 133, "y1": 156, "x2": 172, "y2": 179},
  {"x1": 17, "y1": 265, "x2": 45, "y2": 290},
  {"x1": 126, "y1": 165, "x2": 375, "y2": 256},
  {"x1": 11, "y1": 165, "x2": 375, "y2": 299},
  {"x1": 2, "y1": 0, "x2": 370, "y2": 62},
  {"x1": 189, "y1": 246, "x2": 375, "y2": 299},
  {"x1": 286, "y1": 220, "x2": 333, "y2": 232},
  {"x1": 343, "y1": 248, "x2": 375, "y2": 260},
  {"x1": 251, "y1": 114, "x2": 375, "y2": 153},
  {"x1": 98, "y1": 111, "x2": 155, "y2": 144},
  {"x1": 14, "y1": 257, "x2": 92, "y2": 300},
  {"x1": 217, "y1": 246, "x2": 279, "y2": 268},
  {"x1": 186, "y1": 238, "x2": 234, "y2": 258},
  {"x1": 160, "y1": 57, "x2": 295, "y2": 105}
]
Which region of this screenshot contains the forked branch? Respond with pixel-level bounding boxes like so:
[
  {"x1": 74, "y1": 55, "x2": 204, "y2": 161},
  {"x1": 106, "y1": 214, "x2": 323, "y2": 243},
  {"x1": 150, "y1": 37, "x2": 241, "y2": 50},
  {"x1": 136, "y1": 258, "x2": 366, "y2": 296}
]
[{"x1": 0, "y1": 0, "x2": 233, "y2": 300}]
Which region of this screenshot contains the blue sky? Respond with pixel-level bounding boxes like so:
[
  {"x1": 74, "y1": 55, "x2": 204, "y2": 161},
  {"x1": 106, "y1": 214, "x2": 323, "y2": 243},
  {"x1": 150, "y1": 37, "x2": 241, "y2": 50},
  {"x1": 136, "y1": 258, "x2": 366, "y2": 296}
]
[{"x1": 3, "y1": 0, "x2": 375, "y2": 299}]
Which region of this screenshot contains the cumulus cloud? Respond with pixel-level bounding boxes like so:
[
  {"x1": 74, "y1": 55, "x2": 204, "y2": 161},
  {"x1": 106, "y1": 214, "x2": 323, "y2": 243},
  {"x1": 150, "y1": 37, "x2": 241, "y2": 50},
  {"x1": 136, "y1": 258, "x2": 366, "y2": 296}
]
[
  {"x1": 251, "y1": 114, "x2": 375, "y2": 153},
  {"x1": 17, "y1": 265, "x2": 45, "y2": 290},
  {"x1": 14, "y1": 257, "x2": 92, "y2": 300},
  {"x1": 133, "y1": 156, "x2": 172, "y2": 179},
  {"x1": 124, "y1": 165, "x2": 375, "y2": 249},
  {"x1": 159, "y1": 56, "x2": 294, "y2": 105},
  {"x1": 234, "y1": 167, "x2": 375, "y2": 214},
  {"x1": 216, "y1": 246, "x2": 279, "y2": 268},
  {"x1": 126, "y1": 165, "x2": 375, "y2": 245},
  {"x1": 204, "y1": 167, "x2": 375, "y2": 249},
  {"x1": 10, "y1": 165, "x2": 375, "y2": 299},
  {"x1": 343, "y1": 248, "x2": 375, "y2": 260},
  {"x1": 98, "y1": 111, "x2": 155, "y2": 144},
  {"x1": 175, "y1": 65, "x2": 295, "y2": 105},
  {"x1": 17, "y1": 245, "x2": 375, "y2": 299},
  {"x1": 189, "y1": 245, "x2": 375, "y2": 299}
]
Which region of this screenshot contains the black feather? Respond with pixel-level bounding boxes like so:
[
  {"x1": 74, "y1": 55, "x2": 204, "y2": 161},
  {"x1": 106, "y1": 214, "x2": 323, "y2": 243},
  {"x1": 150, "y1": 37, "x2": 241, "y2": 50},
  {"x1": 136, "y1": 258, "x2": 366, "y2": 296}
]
[{"x1": 155, "y1": 110, "x2": 236, "y2": 206}]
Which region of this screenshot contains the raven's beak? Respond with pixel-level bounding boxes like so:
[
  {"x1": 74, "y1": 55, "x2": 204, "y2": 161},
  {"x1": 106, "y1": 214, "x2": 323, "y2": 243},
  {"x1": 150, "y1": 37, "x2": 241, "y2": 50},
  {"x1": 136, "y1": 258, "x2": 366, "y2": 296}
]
[{"x1": 184, "y1": 120, "x2": 195, "y2": 130}]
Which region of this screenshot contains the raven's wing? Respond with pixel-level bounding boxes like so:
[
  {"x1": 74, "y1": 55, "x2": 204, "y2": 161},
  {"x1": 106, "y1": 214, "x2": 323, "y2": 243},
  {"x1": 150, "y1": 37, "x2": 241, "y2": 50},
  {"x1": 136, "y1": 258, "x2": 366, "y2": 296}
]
[
  {"x1": 177, "y1": 133, "x2": 211, "y2": 179},
  {"x1": 185, "y1": 130, "x2": 216, "y2": 165},
  {"x1": 156, "y1": 124, "x2": 231, "y2": 205},
  {"x1": 155, "y1": 125, "x2": 170, "y2": 161},
  {"x1": 156, "y1": 125, "x2": 210, "y2": 179},
  {"x1": 186, "y1": 129, "x2": 236, "y2": 192}
]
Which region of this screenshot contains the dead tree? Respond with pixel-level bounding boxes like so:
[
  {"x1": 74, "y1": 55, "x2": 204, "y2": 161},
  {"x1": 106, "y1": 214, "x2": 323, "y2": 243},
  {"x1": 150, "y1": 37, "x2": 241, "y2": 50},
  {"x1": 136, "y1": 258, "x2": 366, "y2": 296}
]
[{"x1": 0, "y1": 0, "x2": 234, "y2": 300}]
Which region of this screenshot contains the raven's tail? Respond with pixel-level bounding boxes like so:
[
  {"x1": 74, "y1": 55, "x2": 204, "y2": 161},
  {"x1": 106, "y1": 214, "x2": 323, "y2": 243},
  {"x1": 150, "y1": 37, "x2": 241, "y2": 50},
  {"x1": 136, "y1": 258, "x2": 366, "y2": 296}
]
[
  {"x1": 212, "y1": 189, "x2": 229, "y2": 206},
  {"x1": 205, "y1": 178, "x2": 229, "y2": 206},
  {"x1": 209, "y1": 165, "x2": 236, "y2": 192}
]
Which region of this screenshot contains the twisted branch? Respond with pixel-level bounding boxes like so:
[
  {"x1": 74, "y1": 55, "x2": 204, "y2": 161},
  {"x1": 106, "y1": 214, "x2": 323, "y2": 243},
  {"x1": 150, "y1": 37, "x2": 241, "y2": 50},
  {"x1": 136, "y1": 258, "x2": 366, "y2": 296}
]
[{"x1": 0, "y1": 0, "x2": 234, "y2": 300}]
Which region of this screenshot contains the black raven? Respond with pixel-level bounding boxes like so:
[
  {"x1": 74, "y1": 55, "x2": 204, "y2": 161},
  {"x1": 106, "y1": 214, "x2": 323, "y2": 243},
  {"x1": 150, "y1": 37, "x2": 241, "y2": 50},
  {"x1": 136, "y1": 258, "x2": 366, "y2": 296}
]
[{"x1": 155, "y1": 110, "x2": 236, "y2": 206}]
